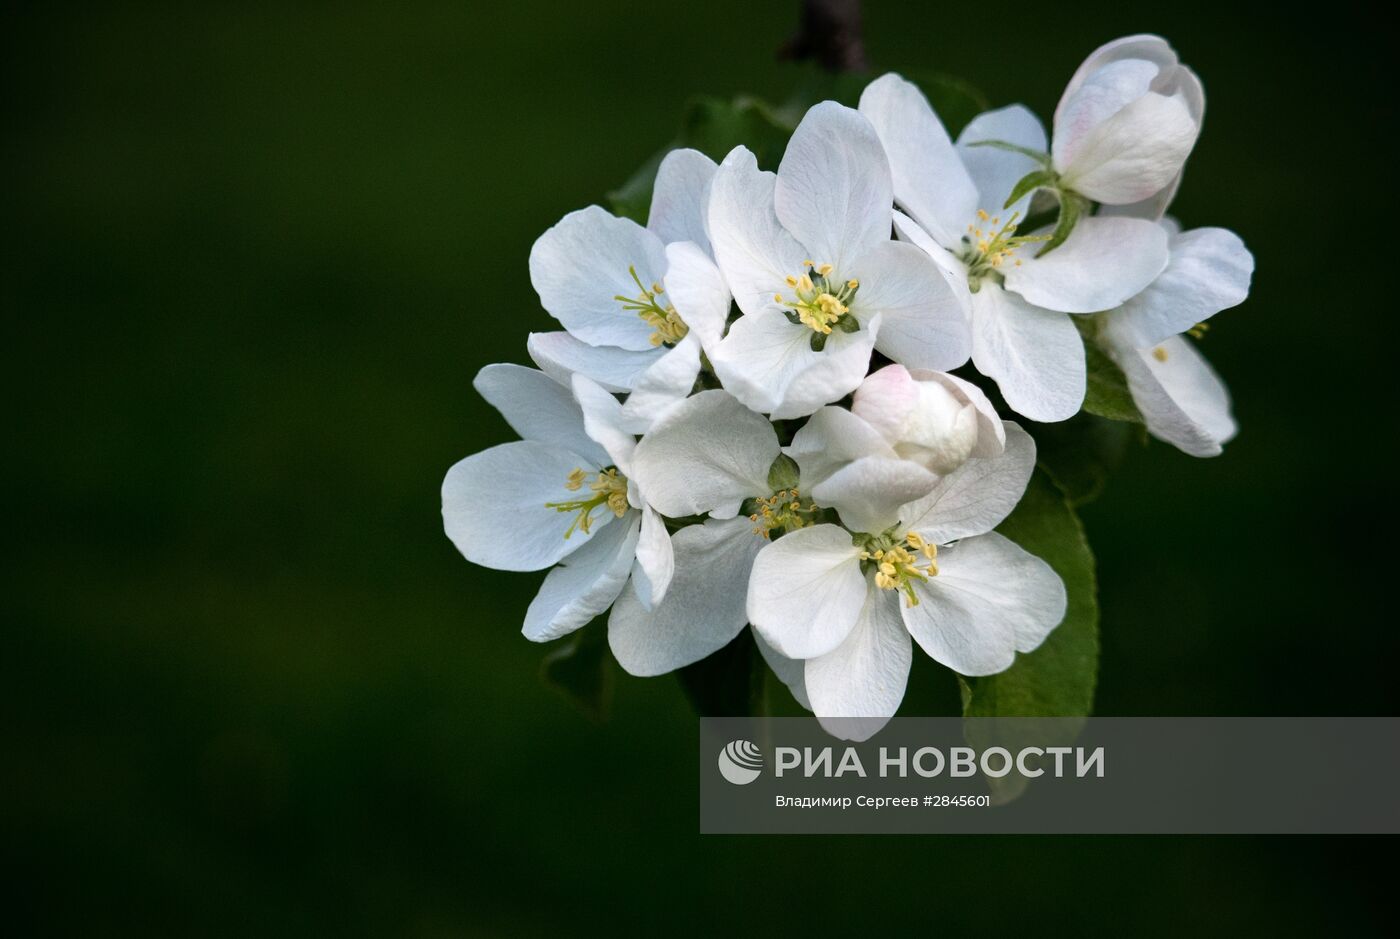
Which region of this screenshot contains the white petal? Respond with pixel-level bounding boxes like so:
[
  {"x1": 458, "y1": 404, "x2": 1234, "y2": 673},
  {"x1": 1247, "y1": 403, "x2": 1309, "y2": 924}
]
[
  {"x1": 647, "y1": 148, "x2": 717, "y2": 255},
  {"x1": 806, "y1": 582, "x2": 910, "y2": 741},
  {"x1": 755, "y1": 631, "x2": 811, "y2": 710},
  {"x1": 906, "y1": 369, "x2": 1006, "y2": 459},
  {"x1": 786, "y1": 405, "x2": 894, "y2": 491},
  {"x1": 473, "y1": 363, "x2": 608, "y2": 468},
  {"x1": 747, "y1": 524, "x2": 866, "y2": 659},
  {"x1": 1110, "y1": 334, "x2": 1236, "y2": 457},
  {"x1": 570, "y1": 374, "x2": 637, "y2": 476},
  {"x1": 858, "y1": 73, "x2": 978, "y2": 249},
  {"x1": 899, "y1": 422, "x2": 1036, "y2": 543},
  {"x1": 630, "y1": 505, "x2": 675, "y2": 608},
  {"x1": 526, "y1": 331, "x2": 662, "y2": 393},
  {"x1": 618, "y1": 334, "x2": 702, "y2": 434},
  {"x1": 901, "y1": 532, "x2": 1066, "y2": 676},
  {"x1": 848, "y1": 364, "x2": 919, "y2": 446},
  {"x1": 442, "y1": 440, "x2": 612, "y2": 572},
  {"x1": 707, "y1": 147, "x2": 809, "y2": 318},
  {"x1": 1059, "y1": 93, "x2": 1198, "y2": 205},
  {"x1": 630, "y1": 389, "x2": 779, "y2": 517},
  {"x1": 529, "y1": 205, "x2": 667, "y2": 351},
  {"x1": 956, "y1": 104, "x2": 1048, "y2": 219},
  {"x1": 892, "y1": 209, "x2": 974, "y2": 321},
  {"x1": 775, "y1": 101, "x2": 893, "y2": 272},
  {"x1": 1003, "y1": 216, "x2": 1169, "y2": 313},
  {"x1": 1053, "y1": 58, "x2": 1160, "y2": 172},
  {"x1": 522, "y1": 512, "x2": 640, "y2": 642},
  {"x1": 1055, "y1": 35, "x2": 1180, "y2": 128},
  {"x1": 608, "y1": 517, "x2": 763, "y2": 676},
  {"x1": 663, "y1": 240, "x2": 730, "y2": 351},
  {"x1": 1097, "y1": 62, "x2": 1201, "y2": 221},
  {"x1": 851, "y1": 239, "x2": 971, "y2": 371},
  {"x1": 1105, "y1": 227, "x2": 1253, "y2": 349},
  {"x1": 709, "y1": 307, "x2": 878, "y2": 419},
  {"x1": 970, "y1": 286, "x2": 1084, "y2": 422},
  {"x1": 812, "y1": 456, "x2": 940, "y2": 534}
]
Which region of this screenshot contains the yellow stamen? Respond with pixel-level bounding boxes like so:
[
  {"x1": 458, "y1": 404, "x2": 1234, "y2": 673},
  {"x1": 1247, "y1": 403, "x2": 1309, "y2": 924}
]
[
  {"x1": 773, "y1": 261, "x2": 861, "y2": 336},
  {"x1": 862, "y1": 533, "x2": 940, "y2": 606},
  {"x1": 545, "y1": 467, "x2": 630, "y2": 538},
  {"x1": 614, "y1": 265, "x2": 688, "y2": 346}
]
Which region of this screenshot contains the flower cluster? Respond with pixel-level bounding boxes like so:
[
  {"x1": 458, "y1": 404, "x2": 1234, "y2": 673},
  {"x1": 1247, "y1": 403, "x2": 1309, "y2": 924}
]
[{"x1": 442, "y1": 36, "x2": 1253, "y2": 739}]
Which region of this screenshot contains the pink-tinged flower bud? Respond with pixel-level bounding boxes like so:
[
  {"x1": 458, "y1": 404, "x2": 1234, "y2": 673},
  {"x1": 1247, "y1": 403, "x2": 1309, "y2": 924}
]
[{"x1": 852, "y1": 365, "x2": 1004, "y2": 474}]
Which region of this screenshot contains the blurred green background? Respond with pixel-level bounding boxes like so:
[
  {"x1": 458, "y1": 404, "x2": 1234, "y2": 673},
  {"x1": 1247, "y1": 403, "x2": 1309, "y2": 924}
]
[{"x1": 6, "y1": 1, "x2": 1392, "y2": 934}]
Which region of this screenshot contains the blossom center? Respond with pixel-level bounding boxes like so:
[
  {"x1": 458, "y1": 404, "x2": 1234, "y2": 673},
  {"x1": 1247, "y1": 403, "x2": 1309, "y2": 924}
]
[
  {"x1": 545, "y1": 467, "x2": 630, "y2": 538},
  {"x1": 747, "y1": 488, "x2": 822, "y2": 539},
  {"x1": 959, "y1": 210, "x2": 1049, "y2": 291},
  {"x1": 773, "y1": 261, "x2": 861, "y2": 348},
  {"x1": 858, "y1": 530, "x2": 939, "y2": 606},
  {"x1": 615, "y1": 266, "x2": 688, "y2": 346}
]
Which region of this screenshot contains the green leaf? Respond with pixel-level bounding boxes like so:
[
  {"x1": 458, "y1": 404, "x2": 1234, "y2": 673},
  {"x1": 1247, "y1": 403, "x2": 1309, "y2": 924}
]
[
  {"x1": 962, "y1": 471, "x2": 1099, "y2": 801},
  {"x1": 607, "y1": 147, "x2": 668, "y2": 224},
  {"x1": 963, "y1": 470, "x2": 1099, "y2": 720},
  {"x1": 1031, "y1": 412, "x2": 1137, "y2": 507},
  {"x1": 540, "y1": 618, "x2": 614, "y2": 720},
  {"x1": 606, "y1": 94, "x2": 794, "y2": 223},
  {"x1": 1002, "y1": 168, "x2": 1058, "y2": 211},
  {"x1": 1075, "y1": 317, "x2": 1144, "y2": 423},
  {"x1": 679, "y1": 95, "x2": 794, "y2": 167},
  {"x1": 903, "y1": 71, "x2": 991, "y2": 137}
]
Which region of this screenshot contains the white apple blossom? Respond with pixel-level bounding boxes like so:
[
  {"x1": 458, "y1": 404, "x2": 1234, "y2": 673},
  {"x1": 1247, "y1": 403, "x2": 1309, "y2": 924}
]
[
  {"x1": 1096, "y1": 221, "x2": 1254, "y2": 456},
  {"x1": 1053, "y1": 35, "x2": 1204, "y2": 212},
  {"x1": 747, "y1": 424, "x2": 1065, "y2": 740},
  {"x1": 526, "y1": 149, "x2": 730, "y2": 432},
  {"x1": 612, "y1": 390, "x2": 945, "y2": 675},
  {"x1": 859, "y1": 73, "x2": 1170, "y2": 423},
  {"x1": 704, "y1": 102, "x2": 972, "y2": 419},
  {"x1": 441, "y1": 366, "x2": 675, "y2": 642}
]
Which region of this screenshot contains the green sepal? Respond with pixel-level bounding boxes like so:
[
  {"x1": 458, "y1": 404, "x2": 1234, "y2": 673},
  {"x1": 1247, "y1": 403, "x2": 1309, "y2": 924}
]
[
  {"x1": 766, "y1": 453, "x2": 800, "y2": 491},
  {"x1": 1002, "y1": 168, "x2": 1058, "y2": 210},
  {"x1": 969, "y1": 139, "x2": 1053, "y2": 167},
  {"x1": 1036, "y1": 191, "x2": 1090, "y2": 257}
]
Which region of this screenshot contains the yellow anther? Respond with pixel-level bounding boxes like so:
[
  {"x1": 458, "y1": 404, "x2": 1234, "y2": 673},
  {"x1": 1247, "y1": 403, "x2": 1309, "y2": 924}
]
[
  {"x1": 614, "y1": 265, "x2": 688, "y2": 346},
  {"x1": 861, "y1": 533, "x2": 940, "y2": 606},
  {"x1": 1153, "y1": 346, "x2": 1169, "y2": 362},
  {"x1": 750, "y1": 488, "x2": 820, "y2": 537},
  {"x1": 774, "y1": 263, "x2": 861, "y2": 336},
  {"x1": 962, "y1": 210, "x2": 1049, "y2": 288},
  {"x1": 545, "y1": 467, "x2": 630, "y2": 538}
]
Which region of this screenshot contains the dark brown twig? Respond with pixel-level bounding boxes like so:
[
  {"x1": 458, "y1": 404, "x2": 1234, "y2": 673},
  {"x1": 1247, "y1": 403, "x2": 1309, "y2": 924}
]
[{"x1": 780, "y1": 0, "x2": 868, "y2": 73}]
